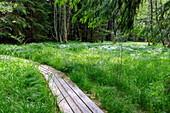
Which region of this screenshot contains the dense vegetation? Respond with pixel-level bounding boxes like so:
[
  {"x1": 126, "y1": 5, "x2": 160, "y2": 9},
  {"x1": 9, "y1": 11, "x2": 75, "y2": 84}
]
[
  {"x1": 0, "y1": 0, "x2": 53, "y2": 43},
  {"x1": 0, "y1": 57, "x2": 59, "y2": 112},
  {"x1": 134, "y1": 0, "x2": 169, "y2": 47},
  {"x1": 0, "y1": 42, "x2": 169, "y2": 112},
  {"x1": 0, "y1": 0, "x2": 169, "y2": 112},
  {"x1": 1, "y1": 0, "x2": 169, "y2": 46}
]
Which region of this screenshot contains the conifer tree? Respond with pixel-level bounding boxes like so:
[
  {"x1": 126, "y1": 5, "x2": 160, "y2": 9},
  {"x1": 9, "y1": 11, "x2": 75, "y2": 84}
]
[{"x1": 0, "y1": 0, "x2": 53, "y2": 43}]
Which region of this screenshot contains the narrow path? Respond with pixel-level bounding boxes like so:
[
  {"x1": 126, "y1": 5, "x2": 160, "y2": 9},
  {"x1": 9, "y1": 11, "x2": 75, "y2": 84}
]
[{"x1": 0, "y1": 55, "x2": 104, "y2": 113}]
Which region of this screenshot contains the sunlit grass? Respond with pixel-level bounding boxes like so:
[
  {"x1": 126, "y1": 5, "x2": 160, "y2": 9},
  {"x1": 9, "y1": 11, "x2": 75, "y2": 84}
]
[
  {"x1": 0, "y1": 57, "x2": 59, "y2": 113},
  {"x1": 0, "y1": 41, "x2": 169, "y2": 112}
]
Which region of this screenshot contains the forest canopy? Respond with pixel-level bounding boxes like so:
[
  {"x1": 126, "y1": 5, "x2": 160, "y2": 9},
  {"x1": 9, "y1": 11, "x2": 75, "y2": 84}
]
[{"x1": 0, "y1": 0, "x2": 169, "y2": 47}]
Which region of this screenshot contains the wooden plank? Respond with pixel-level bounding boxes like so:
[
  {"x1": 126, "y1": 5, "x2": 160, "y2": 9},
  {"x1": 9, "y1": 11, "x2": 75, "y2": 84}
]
[
  {"x1": 40, "y1": 68, "x2": 79, "y2": 113},
  {"x1": 52, "y1": 75, "x2": 82, "y2": 113},
  {"x1": 40, "y1": 65, "x2": 64, "y2": 76},
  {"x1": 39, "y1": 67, "x2": 82, "y2": 113},
  {"x1": 55, "y1": 75, "x2": 92, "y2": 113},
  {"x1": 39, "y1": 67, "x2": 49, "y2": 81},
  {"x1": 49, "y1": 79, "x2": 73, "y2": 113},
  {"x1": 40, "y1": 65, "x2": 103, "y2": 113},
  {"x1": 39, "y1": 69, "x2": 73, "y2": 113},
  {"x1": 64, "y1": 80, "x2": 104, "y2": 113}
]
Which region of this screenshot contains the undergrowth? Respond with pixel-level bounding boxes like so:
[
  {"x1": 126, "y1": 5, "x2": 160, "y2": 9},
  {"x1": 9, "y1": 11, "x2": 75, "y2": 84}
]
[
  {"x1": 0, "y1": 41, "x2": 169, "y2": 113},
  {"x1": 0, "y1": 57, "x2": 59, "y2": 113}
]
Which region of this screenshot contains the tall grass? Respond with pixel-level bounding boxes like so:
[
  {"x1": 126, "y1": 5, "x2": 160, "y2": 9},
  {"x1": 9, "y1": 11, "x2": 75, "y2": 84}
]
[
  {"x1": 0, "y1": 41, "x2": 169, "y2": 112},
  {"x1": 0, "y1": 57, "x2": 59, "y2": 112}
]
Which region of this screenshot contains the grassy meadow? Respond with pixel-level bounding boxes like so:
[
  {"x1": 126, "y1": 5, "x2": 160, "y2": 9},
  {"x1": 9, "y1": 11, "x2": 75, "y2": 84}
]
[
  {"x1": 0, "y1": 57, "x2": 59, "y2": 112},
  {"x1": 0, "y1": 41, "x2": 169, "y2": 112}
]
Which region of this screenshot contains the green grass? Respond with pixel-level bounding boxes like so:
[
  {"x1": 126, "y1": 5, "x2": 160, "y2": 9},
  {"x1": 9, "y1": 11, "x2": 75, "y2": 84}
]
[
  {"x1": 0, "y1": 41, "x2": 169, "y2": 113},
  {"x1": 0, "y1": 57, "x2": 59, "y2": 113}
]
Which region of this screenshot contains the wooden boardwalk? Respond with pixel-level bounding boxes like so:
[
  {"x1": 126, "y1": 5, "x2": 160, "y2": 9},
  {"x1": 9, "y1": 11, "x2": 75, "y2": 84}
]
[
  {"x1": 0, "y1": 55, "x2": 104, "y2": 113},
  {"x1": 39, "y1": 65, "x2": 104, "y2": 113}
]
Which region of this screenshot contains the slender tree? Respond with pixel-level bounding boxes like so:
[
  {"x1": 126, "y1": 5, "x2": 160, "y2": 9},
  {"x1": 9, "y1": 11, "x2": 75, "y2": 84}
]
[
  {"x1": 59, "y1": 6, "x2": 63, "y2": 43},
  {"x1": 155, "y1": 0, "x2": 158, "y2": 22},
  {"x1": 67, "y1": 1, "x2": 72, "y2": 38},
  {"x1": 54, "y1": 2, "x2": 58, "y2": 41},
  {"x1": 150, "y1": 0, "x2": 155, "y2": 45},
  {"x1": 63, "y1": 1, "x2": 67, "y2": 43}
]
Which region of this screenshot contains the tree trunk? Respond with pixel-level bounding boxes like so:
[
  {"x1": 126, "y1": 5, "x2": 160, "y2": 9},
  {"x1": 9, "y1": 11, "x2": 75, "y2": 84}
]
[
  {"x1": 155, "y1": 0, "x2": 158, "y2": 22},
  {"x1": 85, "y1": 22, "x2": 88, "y2": 42},
  {"x1": 59, "y1": 6, "x2": 63, "y2": 43},
  {"x1": 150, "y1": 0, "x2": 154, "y2": 45},
  {"x1": 54, "y1": 3, "x2": 58, "y2": 41},
  {"x1": 135, "y1": 15, "x2": 138, "y2": 42},
  {"x1": 76, "y1": 21, "x2": 80, "y2": 41},
  {"x1": 113, "y1": 20, "x2": 117, "y2": 44},
  {"x1": 160, "y1": 0, "x2": 166, "y2": 47},
  {"x1": 72, "y1": 23, "x2": 75, "y2": 40},
  {"x1": 160, "y1": 0, "x2": 164, "y2": 20},
  {"x1": 63, "y1": 1, "x2": 67, "y2": 43},
  {"x1": 111, "y1": 20, "x2": 114, "y2": 42},
  {"x1": 147, "y1": 2, "x2": 151, "y2": 46},
  {"x1": 81, "y1": 24, "x2": 86, "y2": 42},
  {"x1": 67, "y1": 2, "x2": 71, "y2": 38},
  {"x1": 106, "y1": 20, "x2": 112, "y2": 41},
  {"x1": 91, "y1": 29, "x2": 94, "y2": 42}
]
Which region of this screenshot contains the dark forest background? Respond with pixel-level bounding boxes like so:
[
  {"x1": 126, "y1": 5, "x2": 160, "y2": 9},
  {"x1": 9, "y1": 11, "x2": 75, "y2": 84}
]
[{"x1": 0, "y1": 0, "x2": 169, "y2": 47}]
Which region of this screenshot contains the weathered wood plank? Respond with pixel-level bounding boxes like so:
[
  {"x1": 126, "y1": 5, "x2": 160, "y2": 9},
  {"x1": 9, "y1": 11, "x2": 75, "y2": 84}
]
[
  {"x1": 65, "y1": 80, "x2": 104, "y2": 113},
  {"x1": 50, "y1": 79, "x2": 73, "y2": 113},
  {"x1": 55, "y1": 74, "x2": 92, "y2": 113},
  {"x1": 39, "y1": 68, "x2": 73, "y2": 113},
  {"x1": 40, "y1": 65, "x2": 104, "y2": 113},
  {"x1": 39, "y1": 67, "x2": 82, "y2": 113},
  {"x1": 52, "y1": 75, "x2": 82, "y2": 113}
]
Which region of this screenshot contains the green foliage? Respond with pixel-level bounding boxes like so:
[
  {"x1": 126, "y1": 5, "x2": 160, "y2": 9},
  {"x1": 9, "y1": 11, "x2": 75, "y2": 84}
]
[
  {"x1": 54, "y1": 0, "x2": 143, "y2": 43},
  {"x1": 0, "y1": 0, "x2": 53, "y2": 43},
  {"x1": 134, "y1": 0, "x2": 169, "y2": 46},
  {"x1": 0, "y1": 2, "x2": 16, "y2": 13},
  {"x1": 70, "y1": 0, "x2": 142, "y2": 32},
  {"x1": 0, "y1": 41, "x2": 169, "y2": 112},
  {"x1": 0, "y1": 57, "x2": 59, "y2": 112}
]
